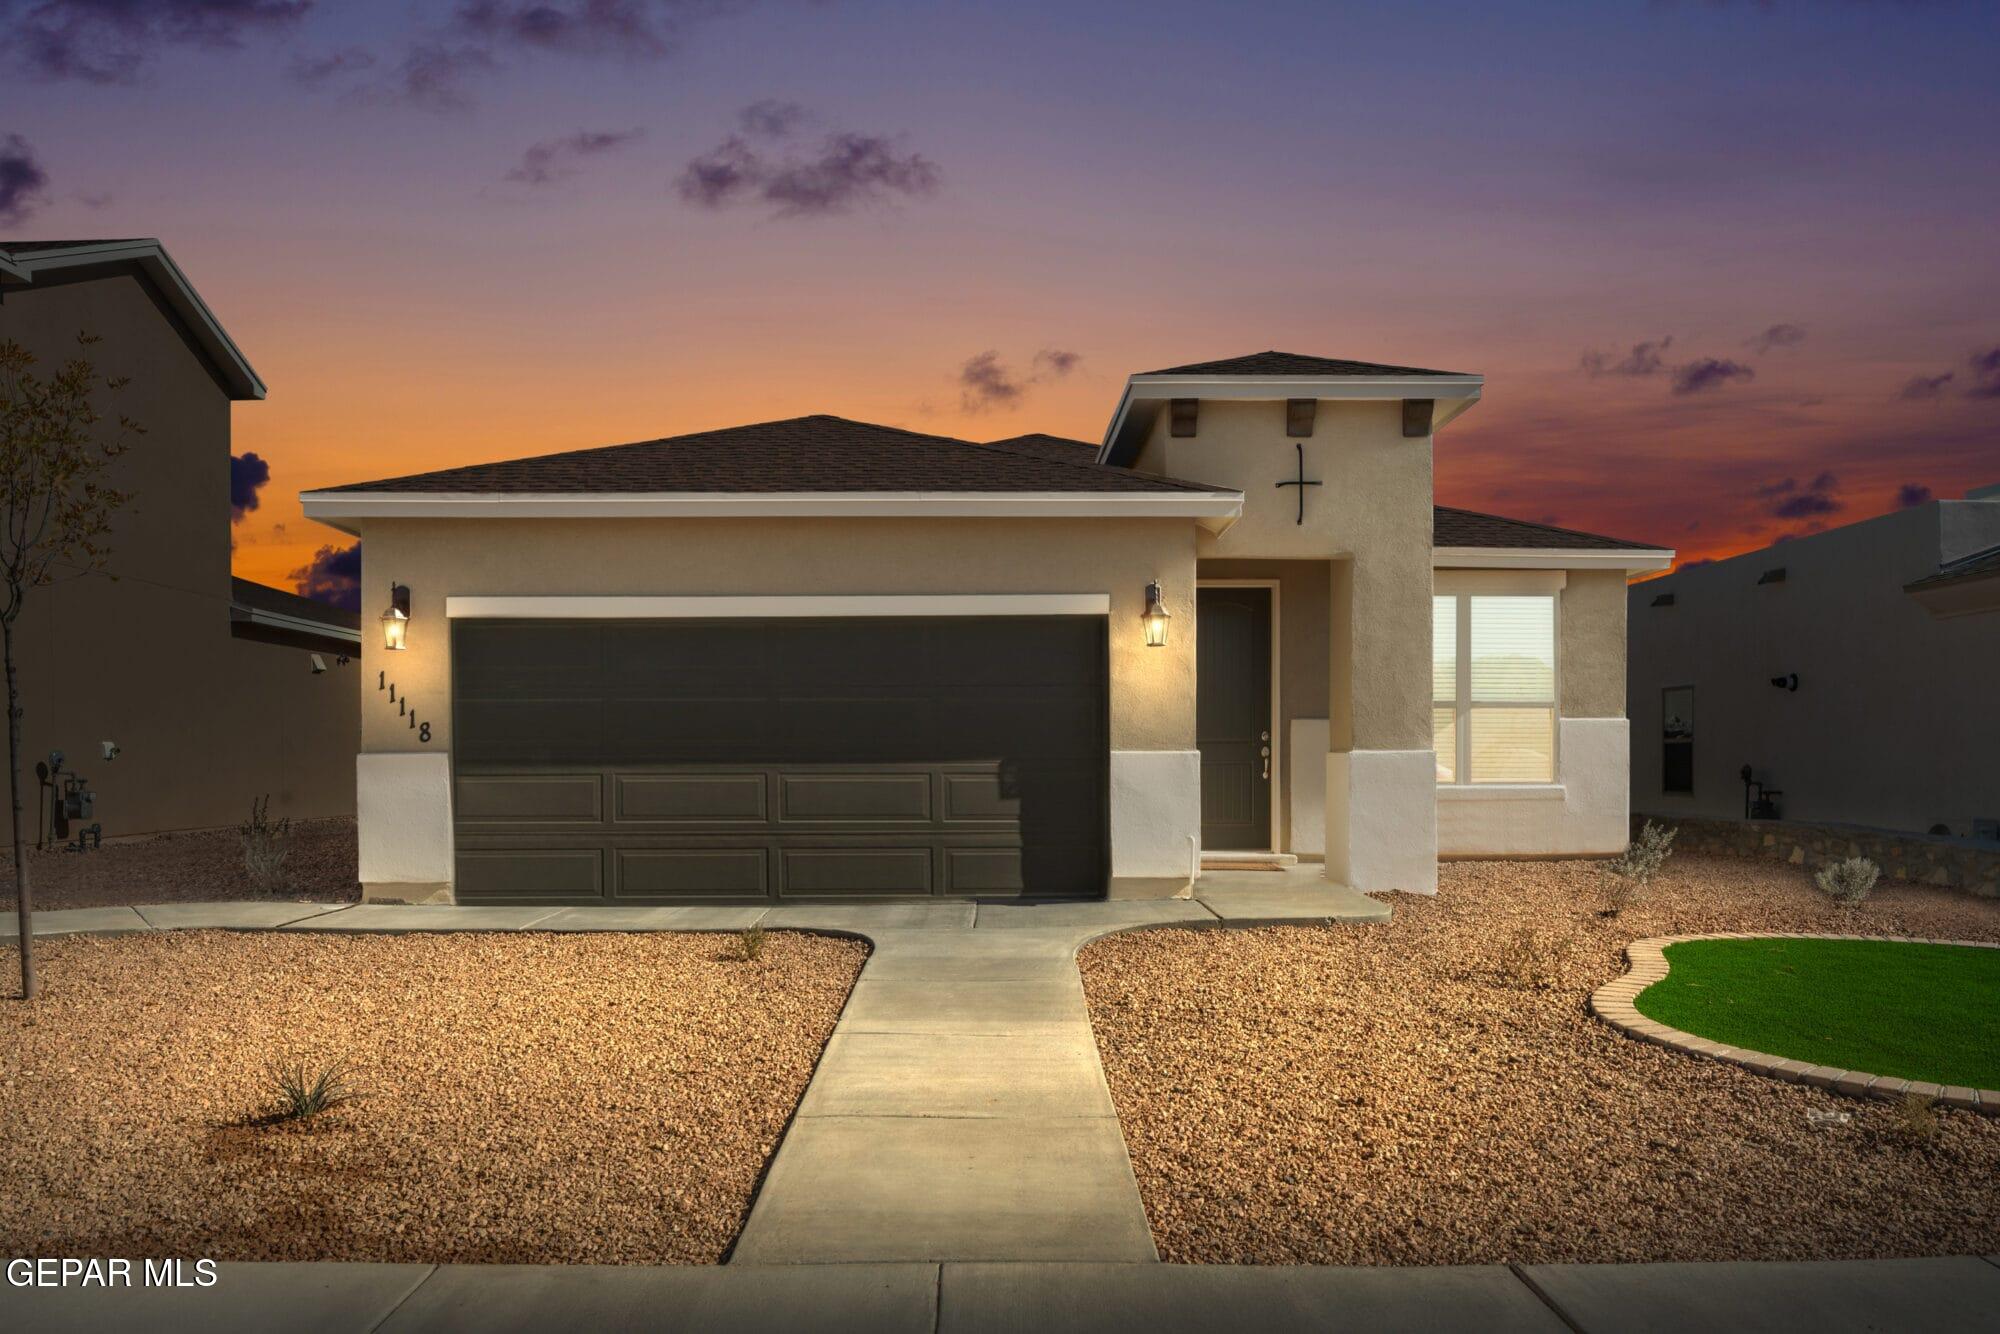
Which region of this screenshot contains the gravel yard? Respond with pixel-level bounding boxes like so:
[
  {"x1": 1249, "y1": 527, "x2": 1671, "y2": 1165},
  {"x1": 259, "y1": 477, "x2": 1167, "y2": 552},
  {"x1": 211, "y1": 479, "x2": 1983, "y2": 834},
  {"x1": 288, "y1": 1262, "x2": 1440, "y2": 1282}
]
[
  {"x1": 2, "y1": 818, "x2": 360, "y2": 911},
  {"x1": 0, "y1": 929, "x2": 866, "y2": 1264},
  {"x1": 1079, "y1": 853, "x2": 2000, "y2": 1266}
]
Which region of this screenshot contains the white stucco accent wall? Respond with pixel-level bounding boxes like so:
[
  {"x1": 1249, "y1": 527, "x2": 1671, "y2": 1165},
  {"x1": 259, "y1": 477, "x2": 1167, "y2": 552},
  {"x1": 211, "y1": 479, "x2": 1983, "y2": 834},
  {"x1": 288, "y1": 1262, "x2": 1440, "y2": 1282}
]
[
  {"x1": 1437, "y1": 718, "x2": 1630, "y2": 857},
  {"x1": 1326, "y1": 749, "x2": 1438, "y2": 892},
  {"x1": 357, "y1": 752, "x2": 454, "y2": 901},
  {"x1": 1288, "y1": 718, "x2": 1330, "y2": 858},
  {"x1": 1109, "y1": 749, "x2": 1201, "y2": 896}
]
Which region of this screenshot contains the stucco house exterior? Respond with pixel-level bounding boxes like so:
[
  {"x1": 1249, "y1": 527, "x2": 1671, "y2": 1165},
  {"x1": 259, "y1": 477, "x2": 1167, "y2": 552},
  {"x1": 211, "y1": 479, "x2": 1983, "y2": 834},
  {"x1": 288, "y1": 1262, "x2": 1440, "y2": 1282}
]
[
  {"x1": 1, "y1": 239, "x2": 359, "y2": 845},
  {"x1": 1629, "y1": 486, "x2": 2000, "y2": 838},
  {"x1": 301, "y1": 352, "x2": 1671, "y2": 904}
]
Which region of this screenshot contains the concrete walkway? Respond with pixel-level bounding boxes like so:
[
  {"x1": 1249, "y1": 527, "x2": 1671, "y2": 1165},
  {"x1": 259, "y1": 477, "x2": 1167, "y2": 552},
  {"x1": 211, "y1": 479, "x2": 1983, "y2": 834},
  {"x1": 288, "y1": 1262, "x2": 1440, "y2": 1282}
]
[{"x1": 7, "y1": 1257, "x2": 1998, "y2": 1332}]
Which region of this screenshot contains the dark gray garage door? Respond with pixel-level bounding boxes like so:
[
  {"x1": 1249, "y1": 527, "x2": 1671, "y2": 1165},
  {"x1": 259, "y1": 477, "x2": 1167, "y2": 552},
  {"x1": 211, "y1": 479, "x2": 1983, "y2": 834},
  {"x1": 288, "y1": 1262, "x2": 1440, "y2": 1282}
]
[{"x1": 451, "y1": 617, "x2": 1107, "y2": 903}]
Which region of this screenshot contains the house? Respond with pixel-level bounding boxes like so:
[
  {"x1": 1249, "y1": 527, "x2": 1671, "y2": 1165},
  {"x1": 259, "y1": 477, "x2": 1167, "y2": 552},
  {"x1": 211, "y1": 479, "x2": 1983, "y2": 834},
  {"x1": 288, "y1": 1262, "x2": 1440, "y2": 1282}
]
[
  {"x1": 1629, "y1": 486, "x2": 2000, "y2": 840},
  {"x1": 0, "y1": 239, "x2": 359, "y2": 844},
  {"x1": 300, "y1": 352, "x2": 1671, "y2": 904}
]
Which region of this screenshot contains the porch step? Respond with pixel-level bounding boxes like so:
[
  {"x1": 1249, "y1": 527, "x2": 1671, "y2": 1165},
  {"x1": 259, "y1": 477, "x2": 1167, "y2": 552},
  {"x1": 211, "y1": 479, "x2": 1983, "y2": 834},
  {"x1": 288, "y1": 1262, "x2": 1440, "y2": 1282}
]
[{"x1": 1200, "y1": 852, "x2": 1298, "y2": 871}]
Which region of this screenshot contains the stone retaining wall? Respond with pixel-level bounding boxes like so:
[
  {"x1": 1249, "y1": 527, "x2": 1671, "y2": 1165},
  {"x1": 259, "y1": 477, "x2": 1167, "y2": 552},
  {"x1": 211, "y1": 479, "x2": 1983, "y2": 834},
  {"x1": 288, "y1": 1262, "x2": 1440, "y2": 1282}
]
[{"x1": 1635, "y1": 816, "x2": 2000, "y2": 899}]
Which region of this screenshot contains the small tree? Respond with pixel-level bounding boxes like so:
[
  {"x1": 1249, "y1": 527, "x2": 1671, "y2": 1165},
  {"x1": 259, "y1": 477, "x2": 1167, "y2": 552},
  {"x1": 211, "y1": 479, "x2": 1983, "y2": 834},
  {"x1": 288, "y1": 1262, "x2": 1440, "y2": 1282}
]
[{"x1": 2, "y1": 334, "x2": 140, "y2": 999}]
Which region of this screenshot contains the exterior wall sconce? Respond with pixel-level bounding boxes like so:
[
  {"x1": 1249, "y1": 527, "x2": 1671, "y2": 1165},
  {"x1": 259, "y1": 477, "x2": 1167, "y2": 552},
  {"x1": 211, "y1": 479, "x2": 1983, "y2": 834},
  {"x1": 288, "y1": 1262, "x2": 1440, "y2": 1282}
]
[
  {"x1": 381, "y1": 583, "x2": 411, "y2": 651},
  {"x1": 1142, "y1": 581, "x2": 1170, "y2": 647},
  {"x1": 1769, "y1": 673, "x2": 1798, "y2": 691}
]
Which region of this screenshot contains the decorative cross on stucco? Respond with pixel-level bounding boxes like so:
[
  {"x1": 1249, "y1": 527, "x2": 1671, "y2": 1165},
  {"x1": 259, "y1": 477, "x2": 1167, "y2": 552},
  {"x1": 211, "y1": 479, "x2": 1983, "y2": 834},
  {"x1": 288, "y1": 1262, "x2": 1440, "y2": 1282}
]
[{"x1": 1274, "y1": 441, "x2": 1322, "y2": 524}]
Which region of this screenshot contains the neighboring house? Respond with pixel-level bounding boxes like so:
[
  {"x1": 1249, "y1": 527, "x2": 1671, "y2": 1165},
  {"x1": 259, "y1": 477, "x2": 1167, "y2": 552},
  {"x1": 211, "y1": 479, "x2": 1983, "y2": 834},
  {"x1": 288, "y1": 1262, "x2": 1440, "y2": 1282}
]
[
  {"x1": 1629, "y1": 486, "x2": 2000, "y2": 838},
  {"x1": 302, "y1": 351, "x2": 1671, "y2": 905},
  {"x1": 0, "y1": 239, "x2": 359, "y2": 844}
]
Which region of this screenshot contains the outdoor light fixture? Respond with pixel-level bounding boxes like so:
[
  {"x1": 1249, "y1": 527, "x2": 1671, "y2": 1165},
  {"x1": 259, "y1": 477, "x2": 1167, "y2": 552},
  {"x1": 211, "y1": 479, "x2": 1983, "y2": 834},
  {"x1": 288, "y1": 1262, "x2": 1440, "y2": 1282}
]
[
  {"x1": 1142, "y1": 581, "x2": 1170, "y2": 647},
  {"x1": 380, "y1": 583, "x2": 411, "y2": 651}
]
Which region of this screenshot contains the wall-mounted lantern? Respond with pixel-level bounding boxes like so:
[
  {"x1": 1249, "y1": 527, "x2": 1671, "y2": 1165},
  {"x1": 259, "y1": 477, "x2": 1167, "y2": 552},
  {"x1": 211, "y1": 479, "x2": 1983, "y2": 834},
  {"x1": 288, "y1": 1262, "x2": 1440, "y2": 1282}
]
[
  {"x1": 380, "y1": 583, "x2": 411, "y2": 651},
  {"x1": 1142, "y1": 581, "x2": 1171, "y2": 647}
]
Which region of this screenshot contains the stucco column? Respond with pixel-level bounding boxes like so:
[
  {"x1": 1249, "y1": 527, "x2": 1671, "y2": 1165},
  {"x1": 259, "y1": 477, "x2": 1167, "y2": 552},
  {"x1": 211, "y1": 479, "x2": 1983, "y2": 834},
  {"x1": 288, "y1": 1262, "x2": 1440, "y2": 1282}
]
[{"x1": 1324, "y1": 546, "x2": 1439, "y2": 893}]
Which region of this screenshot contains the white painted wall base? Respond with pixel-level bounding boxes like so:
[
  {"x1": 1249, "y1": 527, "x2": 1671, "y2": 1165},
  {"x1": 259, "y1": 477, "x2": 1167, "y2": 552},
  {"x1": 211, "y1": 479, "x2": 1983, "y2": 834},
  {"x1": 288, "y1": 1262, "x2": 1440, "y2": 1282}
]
[
  {"x1": 1438, "y1": 718, "x2": 1630, "y2": 857},
  {"x1": 1326, "y1": 749, "x2": 1439, "y2": 893},
  {"x1": 1289, "y1": 719, "x2": 1330, "y2": 858},
  {"x1": 358, "y1": 752, "x2": 455, "y2": 901},
  {"x1": 1110, "y1": 749, "x2": 1200, "y2": 895}
]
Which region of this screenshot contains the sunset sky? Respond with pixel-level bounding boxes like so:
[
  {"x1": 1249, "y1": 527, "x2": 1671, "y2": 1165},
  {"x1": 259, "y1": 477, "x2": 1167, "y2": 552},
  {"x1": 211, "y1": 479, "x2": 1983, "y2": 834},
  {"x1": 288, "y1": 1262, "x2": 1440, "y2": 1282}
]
[{"x1": 4, "y1": 0, "x2": 1998, "y2": 599}]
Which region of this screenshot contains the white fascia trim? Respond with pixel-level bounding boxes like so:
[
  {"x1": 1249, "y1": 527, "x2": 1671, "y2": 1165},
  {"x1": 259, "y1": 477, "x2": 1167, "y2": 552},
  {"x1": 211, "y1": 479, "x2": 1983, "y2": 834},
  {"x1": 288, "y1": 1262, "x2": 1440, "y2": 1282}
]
[
  {"x1": 238, "y1": 606, "x2": 363, "y2": 644},
  {"x1": 1434, "y1": 546, "x2": 1675, "y2": 573},
  {"x1": 300, "y1": 489, "x2": 1244, "y2": 534},
  {"x1": 446, "y1": 593, "x2": 1113, "y2": 619},
  {"x1": 11, "y1": 241, "x2": 266, "y2": 400}
]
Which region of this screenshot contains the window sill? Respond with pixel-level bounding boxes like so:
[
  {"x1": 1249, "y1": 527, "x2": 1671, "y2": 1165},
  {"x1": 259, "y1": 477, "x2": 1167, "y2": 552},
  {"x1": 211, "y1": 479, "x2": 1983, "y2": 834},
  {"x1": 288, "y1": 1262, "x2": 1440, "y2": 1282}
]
[{"x1": 1437, "y1": 783, "x2": 1565, "y2": 801}]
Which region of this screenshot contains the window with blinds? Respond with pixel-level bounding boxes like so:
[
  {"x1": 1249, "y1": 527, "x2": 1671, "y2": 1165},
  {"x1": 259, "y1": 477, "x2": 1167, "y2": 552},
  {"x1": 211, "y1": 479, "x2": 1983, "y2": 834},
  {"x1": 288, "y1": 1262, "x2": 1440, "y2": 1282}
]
[{"x1": 1433, "y1": 592, "x2": 1557, "y2": 784}]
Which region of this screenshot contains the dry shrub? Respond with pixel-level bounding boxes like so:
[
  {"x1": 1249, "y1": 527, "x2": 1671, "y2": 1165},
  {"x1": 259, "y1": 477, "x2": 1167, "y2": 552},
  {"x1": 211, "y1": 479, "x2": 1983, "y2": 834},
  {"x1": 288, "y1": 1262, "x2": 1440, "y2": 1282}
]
[
  {"x1": 239, "y1": 795, "x2": 294, "y2": 895},
  {"x1": 1815, "y1": 856, "x2": 1880, "y2": 907},
  {"x1": 1601, "y1": 820, "x2": 1678, "y2": 916}
]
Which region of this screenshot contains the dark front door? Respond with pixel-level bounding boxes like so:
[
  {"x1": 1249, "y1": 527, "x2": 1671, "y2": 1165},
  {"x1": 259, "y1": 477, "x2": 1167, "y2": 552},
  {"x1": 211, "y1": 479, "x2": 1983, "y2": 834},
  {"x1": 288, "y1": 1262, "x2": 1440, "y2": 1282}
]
[
  {"x1": 1198, "y1": 586, "x2": 1273, "y2": 851},
  {"x1": 450, "y1": 616, "x2": 1107, "y2": 904}
]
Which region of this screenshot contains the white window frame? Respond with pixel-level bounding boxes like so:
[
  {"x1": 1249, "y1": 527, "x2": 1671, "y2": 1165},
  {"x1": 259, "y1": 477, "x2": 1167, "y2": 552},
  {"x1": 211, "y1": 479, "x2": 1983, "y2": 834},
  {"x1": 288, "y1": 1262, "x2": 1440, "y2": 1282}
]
[{"x1": 1433, "y1": 580, "x2": 1561, "y2": 786}]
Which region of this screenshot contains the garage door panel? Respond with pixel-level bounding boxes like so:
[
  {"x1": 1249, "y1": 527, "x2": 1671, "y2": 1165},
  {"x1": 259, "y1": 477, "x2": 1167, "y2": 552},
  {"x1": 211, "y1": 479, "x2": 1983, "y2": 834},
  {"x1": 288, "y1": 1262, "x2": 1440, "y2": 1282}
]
[
  {"x1": 458, "y1": 773, "x2": 603, "y2": 823},
  {"x1": 456, "y1": 848, "x2": 604, "y2": 900},
  {"x1": 778, "y1": 772, "x2": 932, "y2": 822},
  {"x1": 782, "y1": 846, "x2": 934, "y2": 895},
  {"x1": 615, "y1": 773, "x2": 768, "y2": 823},
  {"x1": 453, "y1": 617, "x2": 1105, "y2": 903},
  {"x1": 615, "y1": 848, "x2": 769, "y2": 899}
]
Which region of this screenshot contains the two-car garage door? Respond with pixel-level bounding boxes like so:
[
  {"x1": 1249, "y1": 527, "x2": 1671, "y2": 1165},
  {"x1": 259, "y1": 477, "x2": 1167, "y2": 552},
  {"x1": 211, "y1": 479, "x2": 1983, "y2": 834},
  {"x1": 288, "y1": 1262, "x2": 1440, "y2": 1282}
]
[{"x1": 451, "y1": 617, "x2": 1108, "y2": 904}]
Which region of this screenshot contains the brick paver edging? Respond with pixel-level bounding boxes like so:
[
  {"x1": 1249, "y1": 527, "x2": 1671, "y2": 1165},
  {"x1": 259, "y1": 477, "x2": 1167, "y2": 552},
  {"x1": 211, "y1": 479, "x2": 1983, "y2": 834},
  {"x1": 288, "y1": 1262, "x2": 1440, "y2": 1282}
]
[{"x1": 1589, "y1": 933, "x2": 2000, "y2": 1115}]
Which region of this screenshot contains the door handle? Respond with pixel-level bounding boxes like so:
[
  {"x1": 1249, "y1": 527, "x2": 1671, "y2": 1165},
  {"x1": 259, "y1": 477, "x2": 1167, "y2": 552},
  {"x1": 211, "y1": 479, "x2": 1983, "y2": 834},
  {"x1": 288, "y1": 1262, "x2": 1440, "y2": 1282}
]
[{"x1": 1261, "y1": 745, "x2": 1271, "y2": 780}]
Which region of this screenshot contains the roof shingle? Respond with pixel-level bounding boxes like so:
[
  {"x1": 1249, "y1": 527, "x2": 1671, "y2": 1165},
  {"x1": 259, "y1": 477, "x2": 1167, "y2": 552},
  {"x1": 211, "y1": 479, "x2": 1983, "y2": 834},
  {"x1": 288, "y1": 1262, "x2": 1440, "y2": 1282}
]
[
  {"x1": 322, "y1": 415, "x2": 1231, "y2": 495},
  {"x1": 1140, "y1": 350, "x2": 1469, "y2": 378},
  {"x1": 1434, "y1": 505, "x2": 1662, "y2": 551}
]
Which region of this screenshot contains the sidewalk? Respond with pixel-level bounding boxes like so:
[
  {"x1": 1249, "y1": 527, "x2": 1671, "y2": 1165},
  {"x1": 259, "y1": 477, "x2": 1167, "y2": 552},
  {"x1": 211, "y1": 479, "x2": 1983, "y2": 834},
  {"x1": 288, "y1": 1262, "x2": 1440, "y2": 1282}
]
[{"x1": 7, "y1": 1256, "x2": 1998, "y2": 1332}]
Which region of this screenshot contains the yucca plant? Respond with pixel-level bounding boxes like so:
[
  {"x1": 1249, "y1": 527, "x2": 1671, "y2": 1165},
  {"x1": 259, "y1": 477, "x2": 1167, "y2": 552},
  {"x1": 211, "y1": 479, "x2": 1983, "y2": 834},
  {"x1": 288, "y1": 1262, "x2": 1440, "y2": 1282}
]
[{"x1": 267, "y1": 1058, "x2": 357, "y2": 1122}]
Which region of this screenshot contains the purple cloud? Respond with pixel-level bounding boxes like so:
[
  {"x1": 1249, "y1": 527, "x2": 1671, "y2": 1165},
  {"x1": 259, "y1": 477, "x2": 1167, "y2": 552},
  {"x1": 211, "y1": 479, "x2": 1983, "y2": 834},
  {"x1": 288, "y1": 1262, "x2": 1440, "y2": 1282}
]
[
  {"x1": 959, "y1": 351, "x2": 1022, "y2": 412},
  {"x1": 1746, "y1": 322, "x2": 1805, "y2": 353},
  {"x1": 394, "y1": 42, "x2": 495, "y2": 111},
  {"x1": 0, "y1": 134, "x2": 51, "y2": 224},
  {"x1": 740, "y1": 98, "x2": 808, "y2": 138},
  {"x1": 229, "y1": 451, "x2": 270, "y2": 521},
  {"x1": 453, "y1": 0, "x2": 692, "y2": 59},
  {"x1": 1968, "y1": 345, "x2": 2000, "y2": 399},
  {"x1": 1672, "y1": 357, "x2": 1756, "y2": 395},
  {"x1": 1580, "y1": 336, "x2": 1673, "y2": 378},
  {"x1": 505, "y1": 127, "x2": 643, "y2": 186},
  {"x1": 10, "y1": 0, "x2": 311, "y2": 84},
  {"x1": 676, "y1": 113, "x2": 941, "y2": 219},
  {"x1": 288, "y1": 46, "x2": 375, "y2": 86},
  {"x1": 1033, "y1": 348, "x2": 1082, "y2": 377},
  {"x1": 1896, "y1": 483, "x2": 1932, "y2": 508},
  {"x1": 1899, "y1": 371, "x2": 1954, "y2": 400},
  {"x1": 290, "y1": 541, "x2": 363, "y2": 612},
  {"x1": 1764, "y1": 470, "x2": 1840, "y2": 520}
]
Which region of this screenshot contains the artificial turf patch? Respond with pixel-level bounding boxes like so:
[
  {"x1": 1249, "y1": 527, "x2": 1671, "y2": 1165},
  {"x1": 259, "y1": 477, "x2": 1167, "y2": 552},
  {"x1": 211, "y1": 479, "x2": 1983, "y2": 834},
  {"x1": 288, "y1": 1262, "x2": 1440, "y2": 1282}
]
[{"x1": 1635, "y1": 937, "x2": 2000, "y2": 1090}]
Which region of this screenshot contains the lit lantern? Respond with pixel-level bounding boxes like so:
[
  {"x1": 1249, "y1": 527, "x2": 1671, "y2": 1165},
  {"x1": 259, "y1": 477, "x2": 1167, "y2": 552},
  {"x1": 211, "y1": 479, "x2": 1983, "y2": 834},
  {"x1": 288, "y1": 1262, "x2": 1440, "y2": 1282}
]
[
  {"x1": 1142, "y1": 581, "x2": 1170, "y2": 647},
  {"x1": 380, "y1": 583, "x2": 411, "y2": 651}
]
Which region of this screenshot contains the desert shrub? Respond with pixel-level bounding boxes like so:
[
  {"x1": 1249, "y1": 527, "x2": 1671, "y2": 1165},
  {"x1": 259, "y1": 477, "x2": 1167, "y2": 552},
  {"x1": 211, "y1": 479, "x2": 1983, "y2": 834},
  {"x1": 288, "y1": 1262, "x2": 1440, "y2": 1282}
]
[
  {"x1": 734, "y1": 925, "x2": 767, "y2": 963},
  {"x1": 1815, "y1": 856, "x2": 1879, "y2": 907},
  {"x1": 1601, "y1": 820, "x2": 1678, "y2": 916},
  {"x1": 238, "y1": 794, "x2": 294, "y2": 894},
  {"x1": 267, "y1": 1059, "x2": 356, "y2": 1122},
  {"x1": 1889, "y1": 1092, "x2": 1938, "y2": 1144}
]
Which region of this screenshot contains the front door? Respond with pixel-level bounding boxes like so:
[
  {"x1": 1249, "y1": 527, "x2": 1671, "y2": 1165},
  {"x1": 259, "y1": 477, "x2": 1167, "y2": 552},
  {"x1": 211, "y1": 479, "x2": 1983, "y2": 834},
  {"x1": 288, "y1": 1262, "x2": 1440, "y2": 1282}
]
[{"x1": 1197, "y1": 586, "x2": 1273, "y2": 851}]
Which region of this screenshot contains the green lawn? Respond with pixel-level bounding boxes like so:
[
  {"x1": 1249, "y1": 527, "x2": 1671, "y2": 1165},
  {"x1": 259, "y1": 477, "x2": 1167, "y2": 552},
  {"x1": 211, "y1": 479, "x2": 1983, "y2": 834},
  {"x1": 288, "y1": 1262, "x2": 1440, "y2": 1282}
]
[{"x1": 1635, "y1": 937, "x2": 2000, "y2": 1090}]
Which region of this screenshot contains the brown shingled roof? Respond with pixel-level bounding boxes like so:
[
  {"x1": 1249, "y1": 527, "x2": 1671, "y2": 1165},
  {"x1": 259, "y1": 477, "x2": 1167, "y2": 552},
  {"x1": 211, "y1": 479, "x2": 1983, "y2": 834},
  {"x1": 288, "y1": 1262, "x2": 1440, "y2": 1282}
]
[
  {"x1": 1434, "y1": 505, "x2": 1662, "y2": 551},
  {"x1": 322, "y1": 415, "x2": 1232, "y2": 495},
  {"x1": 1140, "y1": 350, "x2": 1469, "y2": 378}
]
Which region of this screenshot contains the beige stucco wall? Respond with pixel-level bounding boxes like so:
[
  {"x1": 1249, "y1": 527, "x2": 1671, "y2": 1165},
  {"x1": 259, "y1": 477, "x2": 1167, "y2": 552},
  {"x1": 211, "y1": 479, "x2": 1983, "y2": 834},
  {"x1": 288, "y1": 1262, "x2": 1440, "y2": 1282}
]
[
  {"x1": 1136, "y1": 399, "x2": 1432, "y2": 752},
  {"x1": 2, "y1": 272, "x2": 357, "y2": 844},
  {"x1": 355, "y1": 516, "x2": 1199, "y2": 755},
  {"x1": 1560, "y1": 569, "x2": 1628, "y2": 718}
]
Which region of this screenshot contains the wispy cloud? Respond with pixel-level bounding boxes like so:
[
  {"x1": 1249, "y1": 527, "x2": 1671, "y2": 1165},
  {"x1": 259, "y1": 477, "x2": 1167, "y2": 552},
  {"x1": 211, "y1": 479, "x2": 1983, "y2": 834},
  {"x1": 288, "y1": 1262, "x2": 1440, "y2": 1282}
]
[
  {"x1": 1759, "y1": 470, "x2": 1841, "y2": 520},
  {"x1": 1579, "y1": 336, "x2": 1673, "y2": 378},
  {"x1": 1746, "y1": 322, "x2": 1805, "y2": 353},
  {"x1": 288, "y1": 46, "x2": 375, "y2": 87},
  {"x1": 676, "y1": 107, "x2": 941, "y2": 218},
  {"x1": 1968, "y1": 345, "x2": 2000, "y2": 399},
  {"x1": 9, "y1": 0, "x2": 311, "y2": 84},
  {"x1": 957, "y1": 347, "x2": 1082, "y2": 412},
  {"x1": 1898, "y1": 371, "x2": 1955, "y2": 400},
  {"x1": 1672, "y1": 357, "x2": 1755, "y2": 395},
  {"x1": 392, "y1": 42, "x2": 496, "y2": 112},
  {"x1": 230, "y1": 451, "x2": 271, "y2": 521},
  {"x1": 505, "y1": 128, "x2": 644, "y2": 186},
  {"x1": 453, "y1": 0, "x2": 716, "y2": 60},
  {"x1": 1896, "y1": 482, "x2": 1932, "y2": 508},
  {"x1": 0, "y1": 134, "x2": 51, "y2": 224}
]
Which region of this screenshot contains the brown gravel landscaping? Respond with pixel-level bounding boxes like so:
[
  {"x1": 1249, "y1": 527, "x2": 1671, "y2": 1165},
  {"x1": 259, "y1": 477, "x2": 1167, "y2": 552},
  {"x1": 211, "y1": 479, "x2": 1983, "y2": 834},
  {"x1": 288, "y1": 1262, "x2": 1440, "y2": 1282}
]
[
  {"x1": 1079, "y1": 853, "x2": 2000, "y2": 1266},
  {"x1": 2, "y1": 818, "x2": 360, "y2": 911},
  {"x1": 0, "y1": 929, "x2": 865, "y2": 1264}
]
